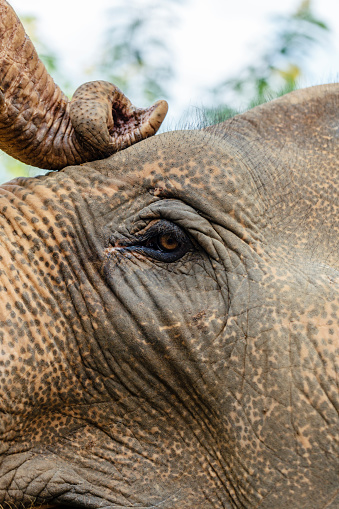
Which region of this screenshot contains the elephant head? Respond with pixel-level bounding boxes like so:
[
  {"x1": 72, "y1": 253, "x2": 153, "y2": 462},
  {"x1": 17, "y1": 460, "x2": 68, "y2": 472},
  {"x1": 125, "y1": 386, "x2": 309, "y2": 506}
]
[{"x1": 0, "y1": 2, "x2": 338, "y2": 508}]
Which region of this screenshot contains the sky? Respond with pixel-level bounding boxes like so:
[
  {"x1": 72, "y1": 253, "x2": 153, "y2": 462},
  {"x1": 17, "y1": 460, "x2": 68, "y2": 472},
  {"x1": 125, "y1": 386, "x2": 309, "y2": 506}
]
[{"x1": 1, "y1": 0, "x2": 338, "y2": 181}]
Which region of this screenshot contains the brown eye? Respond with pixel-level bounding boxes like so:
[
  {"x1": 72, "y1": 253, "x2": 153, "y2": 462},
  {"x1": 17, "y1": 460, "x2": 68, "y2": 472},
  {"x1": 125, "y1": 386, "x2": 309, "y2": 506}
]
[
  {"x1": 158, "y1": 233, "x2": 180, "y2": 252},
  {"x1": 131, "y1": 220, "x2": 192, "y2": 262}
]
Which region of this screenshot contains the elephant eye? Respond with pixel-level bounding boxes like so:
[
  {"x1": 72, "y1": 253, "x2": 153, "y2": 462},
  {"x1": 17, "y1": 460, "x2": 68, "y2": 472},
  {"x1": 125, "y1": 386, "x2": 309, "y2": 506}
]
[
  {"x1": 147, "y1": 232, "x2": 180, "y2": 252},
  {"x1": 135, "y1": 221, "x2": 192, "y2": 262}
]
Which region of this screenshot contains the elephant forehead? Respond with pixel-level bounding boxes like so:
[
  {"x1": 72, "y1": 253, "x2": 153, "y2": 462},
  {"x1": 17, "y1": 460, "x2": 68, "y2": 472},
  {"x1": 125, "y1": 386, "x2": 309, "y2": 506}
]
[
  {"x1": 89, "y1": 130, "x2": 262, "y2": 199},
  {"x1": 88, "y1": 126, "x2": 339, "y2": 216},
  {"x1": 76, "y1": 129, "x2": 267, "y2": 239},
  {"x1": 83, "y1": 128, "x2": 339, "y2": 271}
]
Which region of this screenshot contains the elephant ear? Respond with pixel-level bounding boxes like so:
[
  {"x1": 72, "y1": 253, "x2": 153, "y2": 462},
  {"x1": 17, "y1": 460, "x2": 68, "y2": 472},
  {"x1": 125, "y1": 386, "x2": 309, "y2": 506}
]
[{"x1": 0, "y1": 0, "x2": 168, "y2": 170}]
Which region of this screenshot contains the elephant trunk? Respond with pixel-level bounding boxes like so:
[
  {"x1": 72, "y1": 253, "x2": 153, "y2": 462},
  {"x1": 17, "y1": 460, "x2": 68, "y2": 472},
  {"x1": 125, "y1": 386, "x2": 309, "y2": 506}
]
[{"x1": 0, "y1": 0, "x2": 168, "y2": 170}]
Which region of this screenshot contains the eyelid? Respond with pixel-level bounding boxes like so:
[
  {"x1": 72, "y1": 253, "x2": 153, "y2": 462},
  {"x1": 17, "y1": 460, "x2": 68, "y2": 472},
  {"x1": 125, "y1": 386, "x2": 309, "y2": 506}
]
[{"x1": 135, "y1": 220, "x2": 186, "y2": 243}]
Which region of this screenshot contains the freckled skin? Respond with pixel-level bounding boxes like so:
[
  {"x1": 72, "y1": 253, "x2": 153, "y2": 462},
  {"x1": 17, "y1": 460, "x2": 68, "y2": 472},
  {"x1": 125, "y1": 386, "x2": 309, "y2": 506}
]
[{"x1": 0, "y1": 84, "x2": 338, "y2": 508}]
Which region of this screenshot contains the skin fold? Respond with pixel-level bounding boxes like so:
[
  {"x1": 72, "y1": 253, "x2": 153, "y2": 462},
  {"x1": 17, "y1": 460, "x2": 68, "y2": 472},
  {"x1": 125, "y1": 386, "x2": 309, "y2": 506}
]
[{"x1": 0, "y1": 83, "x2": 338, "y2": 508}]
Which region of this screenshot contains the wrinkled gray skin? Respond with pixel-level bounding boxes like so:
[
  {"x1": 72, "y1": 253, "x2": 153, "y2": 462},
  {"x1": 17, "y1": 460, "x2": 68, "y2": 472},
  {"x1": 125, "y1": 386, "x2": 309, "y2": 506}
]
[{"x1": 0, "y1": 83, "x2": 338, "y2": 509}]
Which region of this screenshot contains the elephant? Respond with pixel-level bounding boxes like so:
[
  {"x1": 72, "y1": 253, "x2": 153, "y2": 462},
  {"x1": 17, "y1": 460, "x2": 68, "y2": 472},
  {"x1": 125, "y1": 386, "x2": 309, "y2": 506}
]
[{"x1": 0, "y1": 1, "x2": 338, "y2": 508}]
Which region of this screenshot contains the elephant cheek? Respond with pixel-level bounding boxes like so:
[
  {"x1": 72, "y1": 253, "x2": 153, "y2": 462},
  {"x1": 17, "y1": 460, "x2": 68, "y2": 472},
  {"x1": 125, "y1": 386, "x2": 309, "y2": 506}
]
[{"x1": 96, "y1": 251, "x2": 228, "y2": 401}]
